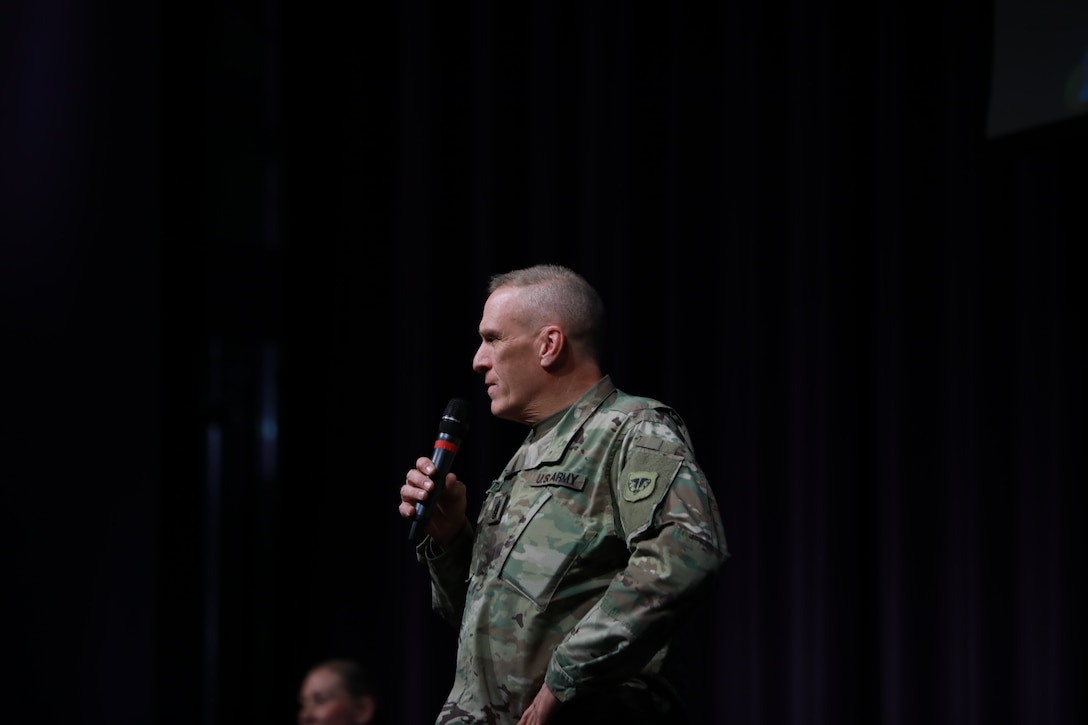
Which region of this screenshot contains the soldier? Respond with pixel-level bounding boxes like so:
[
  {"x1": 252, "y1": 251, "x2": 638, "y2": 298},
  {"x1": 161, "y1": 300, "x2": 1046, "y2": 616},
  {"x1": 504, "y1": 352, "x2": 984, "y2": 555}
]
[
  {"x1": 298, "y1": 659, "x2": 379, "y2": 725},
  {"x1": 399, "y1": 264, "x2": 728, "y2": 725}
]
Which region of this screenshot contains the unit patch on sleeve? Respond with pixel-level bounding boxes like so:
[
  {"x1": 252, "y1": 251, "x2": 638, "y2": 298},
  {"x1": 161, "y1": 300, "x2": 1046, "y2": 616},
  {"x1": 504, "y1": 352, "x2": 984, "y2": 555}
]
[
  {"x1": 624, "y1": 471, "x2": 658, "y2": 502},
  {"x1": 616, "y1": 442, "x2": 683, "y2": 540}
]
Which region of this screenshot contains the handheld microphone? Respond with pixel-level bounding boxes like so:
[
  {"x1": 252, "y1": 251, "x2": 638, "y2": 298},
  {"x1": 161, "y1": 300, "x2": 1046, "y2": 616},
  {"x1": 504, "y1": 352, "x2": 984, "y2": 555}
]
[{"x1": 409, "y1": 398, "x2": 471, "y2": 542}]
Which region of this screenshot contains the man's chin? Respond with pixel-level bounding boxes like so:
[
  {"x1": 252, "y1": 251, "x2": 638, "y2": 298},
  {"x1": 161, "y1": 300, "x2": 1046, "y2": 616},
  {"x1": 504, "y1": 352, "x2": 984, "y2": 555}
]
[{"x1": 489, "y1": 400, "x2": 517, "y2": 422}]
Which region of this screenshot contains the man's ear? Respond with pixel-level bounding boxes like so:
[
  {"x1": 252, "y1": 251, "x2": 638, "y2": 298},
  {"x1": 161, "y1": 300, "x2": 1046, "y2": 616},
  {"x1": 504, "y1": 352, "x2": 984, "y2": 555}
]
[
  {"x1": 353, "y1": 694, "x2": 376, "y2": 724},
  {"x1": 539, "y1": 326, "x2": 564, "y2": 366}
]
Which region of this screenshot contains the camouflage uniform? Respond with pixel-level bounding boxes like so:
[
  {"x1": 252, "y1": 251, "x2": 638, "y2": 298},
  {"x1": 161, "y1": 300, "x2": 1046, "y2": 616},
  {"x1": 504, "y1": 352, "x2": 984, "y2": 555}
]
[{"x1": 418, "y1": 376, "x2": 728, "y2": 724}]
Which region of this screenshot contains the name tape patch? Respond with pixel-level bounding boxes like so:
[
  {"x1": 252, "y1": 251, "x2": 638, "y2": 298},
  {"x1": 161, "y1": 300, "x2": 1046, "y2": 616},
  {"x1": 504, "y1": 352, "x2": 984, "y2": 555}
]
[{"x1": 532, "y1": 471, "x2": 584, "y2": 489}]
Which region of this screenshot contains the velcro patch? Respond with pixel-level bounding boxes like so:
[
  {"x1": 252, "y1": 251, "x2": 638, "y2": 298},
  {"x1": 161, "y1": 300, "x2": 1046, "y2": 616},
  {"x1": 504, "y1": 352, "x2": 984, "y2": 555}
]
[{"x1": 617, "y1": 446, "x2": 682, "y2": 540}]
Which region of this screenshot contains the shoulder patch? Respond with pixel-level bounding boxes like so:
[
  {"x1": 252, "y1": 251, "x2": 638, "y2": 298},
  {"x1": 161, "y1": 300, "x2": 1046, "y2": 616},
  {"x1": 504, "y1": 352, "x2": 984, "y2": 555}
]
[
  {"x1": 616, "y1": 447, "x2": 682, "y2": 541},
  {"x1": 624, "y1": 471, "x2": 658, "y2": 502}
]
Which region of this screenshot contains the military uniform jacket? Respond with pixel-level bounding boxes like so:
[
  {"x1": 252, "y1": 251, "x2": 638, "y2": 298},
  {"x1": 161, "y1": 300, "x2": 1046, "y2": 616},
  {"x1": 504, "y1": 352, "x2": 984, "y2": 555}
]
[{"x1": 420, "y1": 375, "x2": 728, "y2": 724}]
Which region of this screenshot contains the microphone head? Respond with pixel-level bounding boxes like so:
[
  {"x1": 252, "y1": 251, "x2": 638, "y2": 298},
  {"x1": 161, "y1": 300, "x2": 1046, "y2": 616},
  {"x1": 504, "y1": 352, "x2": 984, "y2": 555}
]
[{"x1": 439, "y1": 398, "x2": 471, "y2": 436}]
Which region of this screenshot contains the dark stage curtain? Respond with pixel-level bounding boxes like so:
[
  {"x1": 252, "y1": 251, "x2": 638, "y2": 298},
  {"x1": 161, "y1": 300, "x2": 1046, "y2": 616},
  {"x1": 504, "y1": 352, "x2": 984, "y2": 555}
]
[{"x1": 4, "y1": 2, "x2": 1084, "y2": 724}]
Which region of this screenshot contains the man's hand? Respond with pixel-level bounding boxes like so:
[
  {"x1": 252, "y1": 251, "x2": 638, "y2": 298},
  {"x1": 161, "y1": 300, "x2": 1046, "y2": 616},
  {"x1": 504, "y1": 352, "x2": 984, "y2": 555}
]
[
  {"x1": 517, "y1": 683, "x2": 560, "y2": 725},
  {"x1": 398, "y1": 456, "x2": 467, "y2": 546}
]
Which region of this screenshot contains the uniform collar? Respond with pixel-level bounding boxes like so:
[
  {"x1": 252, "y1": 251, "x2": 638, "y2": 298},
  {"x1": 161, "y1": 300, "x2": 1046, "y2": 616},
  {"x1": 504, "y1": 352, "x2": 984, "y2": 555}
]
[{"x1": 512, "y1": 375, "x2": 617, "y2": 472}]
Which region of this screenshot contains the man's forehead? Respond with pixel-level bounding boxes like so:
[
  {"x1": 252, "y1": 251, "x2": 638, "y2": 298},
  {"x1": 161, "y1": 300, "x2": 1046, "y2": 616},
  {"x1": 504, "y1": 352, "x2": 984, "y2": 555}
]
[{"x1": 482, "y1": 288, "x2": 528, "y2": 324}]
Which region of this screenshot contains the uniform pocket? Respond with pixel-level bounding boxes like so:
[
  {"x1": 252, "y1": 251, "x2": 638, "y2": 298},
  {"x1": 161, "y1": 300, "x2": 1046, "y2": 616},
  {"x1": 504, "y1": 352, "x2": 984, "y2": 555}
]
[{"x1": 498, "y1": 490, "x2": 596, "y2": 610}]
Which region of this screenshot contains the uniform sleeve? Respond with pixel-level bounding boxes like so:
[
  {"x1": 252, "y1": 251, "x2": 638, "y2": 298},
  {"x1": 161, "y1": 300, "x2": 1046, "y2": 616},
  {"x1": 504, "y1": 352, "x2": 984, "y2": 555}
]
[
  {"x1": 544, "y1": 419, "x2": 729, "y2": 701},
  {"x1": 416, "y1": 522, "x2": 475, "y2": 629}
]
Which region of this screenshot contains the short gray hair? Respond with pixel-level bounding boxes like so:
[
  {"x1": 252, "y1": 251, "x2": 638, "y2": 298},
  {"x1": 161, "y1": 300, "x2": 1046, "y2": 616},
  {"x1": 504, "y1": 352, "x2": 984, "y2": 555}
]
[{"x1": 488, "y1": 264, "x2": 606, "y2": 361}]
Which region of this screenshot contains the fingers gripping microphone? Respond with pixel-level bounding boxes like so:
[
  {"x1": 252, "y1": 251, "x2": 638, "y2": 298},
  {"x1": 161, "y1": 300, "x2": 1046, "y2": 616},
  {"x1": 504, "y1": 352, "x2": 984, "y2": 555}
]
[{"x1": 409, "y1": 398, "x2": 471, "y2": 542}]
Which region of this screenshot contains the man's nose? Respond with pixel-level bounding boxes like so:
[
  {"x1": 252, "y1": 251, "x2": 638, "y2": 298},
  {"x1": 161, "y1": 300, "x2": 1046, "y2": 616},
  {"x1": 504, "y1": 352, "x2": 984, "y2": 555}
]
[{"x1": 472, "y1": 347, "x2": 489, "y2": 372}]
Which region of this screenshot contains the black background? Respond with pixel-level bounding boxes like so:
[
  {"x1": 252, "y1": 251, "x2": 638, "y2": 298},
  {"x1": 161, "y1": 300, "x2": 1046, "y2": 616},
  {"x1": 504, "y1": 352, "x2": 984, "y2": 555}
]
[
  {"x1": 4, "y1": 2, "x2": 1085, "y2": 724},
  {"x1": 988, "y1": 0, "x2": 1087, "y2": 136}
]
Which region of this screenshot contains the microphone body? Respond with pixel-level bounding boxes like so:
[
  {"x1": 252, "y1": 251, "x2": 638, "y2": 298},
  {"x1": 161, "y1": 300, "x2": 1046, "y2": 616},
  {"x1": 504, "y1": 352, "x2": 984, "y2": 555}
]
[{"x1": 409, "y1": 398, "x2": 470, "y2": 542}]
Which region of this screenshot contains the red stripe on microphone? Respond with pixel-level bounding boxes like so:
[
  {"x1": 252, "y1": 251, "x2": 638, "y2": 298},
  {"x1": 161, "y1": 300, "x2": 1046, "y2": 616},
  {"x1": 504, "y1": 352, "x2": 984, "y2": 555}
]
[{"x1": 434, "y1": 439, "x2": 459, "y2": 453}]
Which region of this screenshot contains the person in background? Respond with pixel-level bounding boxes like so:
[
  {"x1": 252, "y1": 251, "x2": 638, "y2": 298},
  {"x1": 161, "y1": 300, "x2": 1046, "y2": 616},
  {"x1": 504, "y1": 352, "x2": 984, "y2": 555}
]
[
  {"x1": 398, "y1": 263, "x2": 729, "y2": 724},
  {"x1": 298, "y1": 658, "x2": 377, "y2": 725}
]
